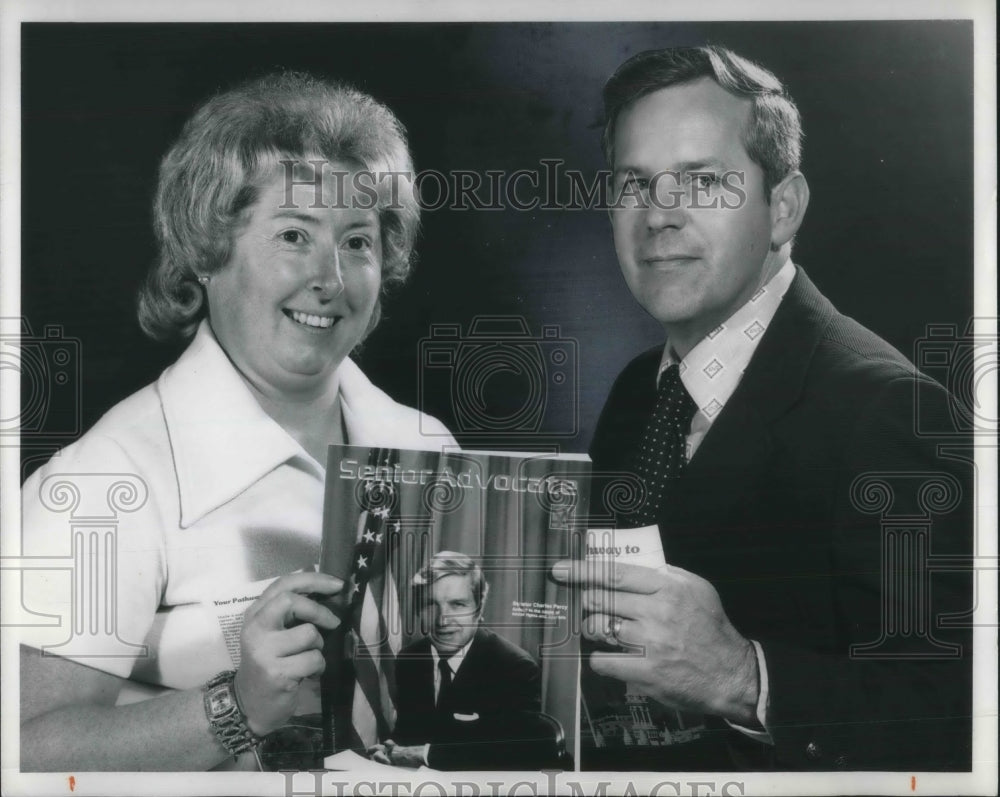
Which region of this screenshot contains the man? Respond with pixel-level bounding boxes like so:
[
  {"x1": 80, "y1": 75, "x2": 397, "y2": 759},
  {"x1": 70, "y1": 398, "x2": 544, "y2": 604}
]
[
  {"x1": 556, "y1": 46, "x2": 972, "y2": 771},
  {"x1": 369, "y1": 552, "x2": 548, "y2": 770}
]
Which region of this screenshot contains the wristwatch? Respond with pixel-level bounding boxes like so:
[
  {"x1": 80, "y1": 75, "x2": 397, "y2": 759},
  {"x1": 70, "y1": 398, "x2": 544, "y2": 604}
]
[{"x1": 203, "y1": 670, "x2": 263, "y2": 755}]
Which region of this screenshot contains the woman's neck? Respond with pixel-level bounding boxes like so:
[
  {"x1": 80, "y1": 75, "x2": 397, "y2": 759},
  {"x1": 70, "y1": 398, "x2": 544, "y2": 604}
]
[{"x1": 245, "y1": 378, "x2": 346, "y2": 465}]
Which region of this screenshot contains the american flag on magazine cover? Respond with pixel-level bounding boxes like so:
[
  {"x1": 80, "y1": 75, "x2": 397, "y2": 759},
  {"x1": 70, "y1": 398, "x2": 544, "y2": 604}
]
[{"x1": 342, "y1": 449, "x2": 404, "y2": 749}]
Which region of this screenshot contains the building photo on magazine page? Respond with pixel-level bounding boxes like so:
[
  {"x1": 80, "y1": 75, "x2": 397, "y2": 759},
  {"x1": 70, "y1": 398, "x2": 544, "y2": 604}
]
[{"x1": 0, "y1": 7, "x2": 996, "y2": 797}]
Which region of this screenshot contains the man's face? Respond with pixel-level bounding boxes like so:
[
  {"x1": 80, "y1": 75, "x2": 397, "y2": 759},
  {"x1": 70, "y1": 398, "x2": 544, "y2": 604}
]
[
  {"x1": 422, "y1": 574, "x2": 481, "y2": 657},
  {"x1": 610, "y1": 77, "x2": 781, "y2": 352}
]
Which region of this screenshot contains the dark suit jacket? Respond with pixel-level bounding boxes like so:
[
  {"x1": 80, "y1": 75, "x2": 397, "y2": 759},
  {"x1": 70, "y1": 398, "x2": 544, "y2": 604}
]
[
  {"x1": 392, "y1": 627, "x2": 546, "y2": 770},
  {"x1": 589, "y1": 268, "x2": 972, "y2": 771}
]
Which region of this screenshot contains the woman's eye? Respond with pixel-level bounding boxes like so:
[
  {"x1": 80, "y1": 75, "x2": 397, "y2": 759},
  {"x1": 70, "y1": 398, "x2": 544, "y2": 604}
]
[
  {"x1": 345, "y1": 235, "x2": 372, "y2": 251},
  {"x1": 691, "y1": 172, "x2": 719, "y2": 188},
  {"x1": 279, "y1": 229, "x2": 305, "y2": 244}
]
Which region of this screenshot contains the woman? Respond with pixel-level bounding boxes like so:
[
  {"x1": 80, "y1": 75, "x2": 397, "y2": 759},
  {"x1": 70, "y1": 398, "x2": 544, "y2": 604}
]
[{"x1": 19, "y1": 72, "x2": 452, "y2": 771}]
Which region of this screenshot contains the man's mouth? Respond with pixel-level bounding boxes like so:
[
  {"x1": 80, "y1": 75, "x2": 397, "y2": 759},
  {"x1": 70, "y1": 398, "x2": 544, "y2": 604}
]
[
  {"x1": 643, "y1": 254, "x2": 699, "y2": 265},
  {"x1": 284, "y1": 309, "x2": 338, "y2": 329}
]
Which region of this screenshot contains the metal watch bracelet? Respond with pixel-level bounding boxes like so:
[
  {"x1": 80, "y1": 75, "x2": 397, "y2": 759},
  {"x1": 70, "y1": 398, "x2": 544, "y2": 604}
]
[{"x1": 203, "y1": 670, "x2": 264, "y2": 755}]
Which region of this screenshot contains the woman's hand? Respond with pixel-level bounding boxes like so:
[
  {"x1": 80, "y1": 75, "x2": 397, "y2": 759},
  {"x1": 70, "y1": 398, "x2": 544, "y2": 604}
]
[{"x1": 234, "y1": 571, "x2": 343, "y2": 736}]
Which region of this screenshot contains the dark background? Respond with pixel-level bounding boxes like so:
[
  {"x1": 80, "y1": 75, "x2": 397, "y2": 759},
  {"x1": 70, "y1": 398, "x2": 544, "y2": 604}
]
[{"x1": 19, "y1": 21, "x2": 974, "y2": 477}]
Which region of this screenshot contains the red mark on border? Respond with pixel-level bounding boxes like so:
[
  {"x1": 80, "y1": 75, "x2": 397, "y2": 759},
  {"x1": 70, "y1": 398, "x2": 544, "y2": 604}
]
[
  {"x1": 911, "y1": 775, "x2": 916, "y2": 791},
  {"x1": 68, "y1": 775, "x2": 76, "y2": 791}
]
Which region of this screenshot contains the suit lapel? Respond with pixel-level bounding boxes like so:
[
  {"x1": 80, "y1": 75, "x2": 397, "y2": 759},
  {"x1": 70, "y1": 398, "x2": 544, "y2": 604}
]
[
  {"x1": 408, "y1": 638, "x2": 436, "y2": 717},
  {"x1": 722, "y1": 268, "x2": 835, "y2": 425},
  {"x1": 661, "y1": 269, "x2": 836, "y2": 546},
  {"x1": 445, "y1": 628, "x2": 487, "y2": 708}
]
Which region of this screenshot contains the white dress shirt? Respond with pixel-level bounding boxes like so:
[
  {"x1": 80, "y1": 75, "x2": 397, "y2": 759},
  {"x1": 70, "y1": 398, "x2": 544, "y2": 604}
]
[
  {"x1": 18, "y1": 320, "x2": 454, "y2": 695},
  {"x1": 658, "y1": 259, "x2": 797, "y2": 742},
  {"x1": 430, "y1": 639, "x2": 474, "y2": 703}
]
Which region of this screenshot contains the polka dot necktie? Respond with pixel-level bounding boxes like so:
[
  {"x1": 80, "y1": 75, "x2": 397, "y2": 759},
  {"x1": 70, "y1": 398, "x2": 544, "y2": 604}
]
[{"x1": 626, "y1": 363, "x2": 698, "y2": 526}]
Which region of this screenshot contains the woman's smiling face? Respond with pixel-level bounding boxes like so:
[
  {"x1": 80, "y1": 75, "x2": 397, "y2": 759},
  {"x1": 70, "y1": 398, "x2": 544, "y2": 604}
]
[{"x1": 206, "y1": 161, "x2": 383, "y2": 398}]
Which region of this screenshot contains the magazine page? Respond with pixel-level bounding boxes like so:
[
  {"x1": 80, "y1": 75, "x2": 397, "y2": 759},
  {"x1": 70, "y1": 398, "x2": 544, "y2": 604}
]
[
  {"x1": 578, "y1": 527, "x2": 715, "y2": 770},
  {"x1": 320, "y1": 444, "x2": 590, "y2": 772}
]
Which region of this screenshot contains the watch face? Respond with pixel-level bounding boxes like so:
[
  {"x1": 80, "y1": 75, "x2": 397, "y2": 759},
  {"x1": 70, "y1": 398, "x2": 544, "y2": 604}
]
[{"x1": 207, "y1": 685, "x2": 235, "y2": 716}]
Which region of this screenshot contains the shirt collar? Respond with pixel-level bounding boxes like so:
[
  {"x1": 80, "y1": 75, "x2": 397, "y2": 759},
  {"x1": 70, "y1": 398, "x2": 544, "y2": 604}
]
[
  {"x1": 659, "y1": 260, "x2": 797, "y2": 421},
  {"x1": 159, "y1": 321, "x2": 307, "y2": 528},
  {"x1": 337, "y1": 351, "x2": 416, "y2": 448},
  {"x1": 430, "y1": 635, "x2": 475, "y2": 676},
  {"x1": 161, "y1": 320, "x2": 445, "y2": 527}
]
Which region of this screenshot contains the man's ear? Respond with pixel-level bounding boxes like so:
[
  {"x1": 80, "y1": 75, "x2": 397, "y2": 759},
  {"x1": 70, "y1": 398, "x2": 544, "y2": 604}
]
[{"x1": 769, "y1": 171, "x2": 810, "y2": 249}]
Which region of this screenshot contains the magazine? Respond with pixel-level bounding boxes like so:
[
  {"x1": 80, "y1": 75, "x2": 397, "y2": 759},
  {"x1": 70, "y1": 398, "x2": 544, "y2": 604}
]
[
  {"x1": 578, "y1": 527, "x2": 714, "y2": 771},
  {"x1": 319, "y1": 444, "x2": 590, "y2": 771}
]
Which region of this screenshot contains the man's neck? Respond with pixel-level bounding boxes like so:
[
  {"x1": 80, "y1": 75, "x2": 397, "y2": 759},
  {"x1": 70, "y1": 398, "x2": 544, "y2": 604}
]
[
  {"x1": 431, "y1": 633, "x2": 477, "y2": 668},
  {"x1": 665, "y1": 252, "x2": 788, "y2": 360}
]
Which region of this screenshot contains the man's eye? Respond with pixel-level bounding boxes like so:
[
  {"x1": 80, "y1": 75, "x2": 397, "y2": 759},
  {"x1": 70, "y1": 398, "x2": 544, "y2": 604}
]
[
  {"x1": 691, "y1": 173, "x2": 719, "y2": 188},
  {"x1": 279, "y1": 229, "x2": 305, "y2": 244}
]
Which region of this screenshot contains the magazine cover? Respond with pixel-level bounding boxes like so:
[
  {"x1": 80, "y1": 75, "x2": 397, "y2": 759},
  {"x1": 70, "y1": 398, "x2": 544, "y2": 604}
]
[
  {"x1": 578, "y1": 526, "x2": 718, "y2": 770},
  {"x1": 319, "y1": 444, "x2": 590, "y2": 771}
]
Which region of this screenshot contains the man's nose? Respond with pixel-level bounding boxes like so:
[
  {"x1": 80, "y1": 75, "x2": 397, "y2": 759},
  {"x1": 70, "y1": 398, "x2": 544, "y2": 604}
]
[{"x1": 645, "y1": 175, "x2": 689, "y2": 231}]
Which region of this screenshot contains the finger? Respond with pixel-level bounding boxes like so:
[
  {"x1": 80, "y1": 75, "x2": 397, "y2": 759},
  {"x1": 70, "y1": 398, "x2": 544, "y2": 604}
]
[
  {"x1": 260, "y1": 571, "x2": 344, "y2": 602},
  {"x1": 581, "y1": 588, "x2": 652, "y2": 620},
  {"x1": 371, "y1": 751, "x2": 391, "y2": 765},
  {"x1": 280, "y1": 648, "x2": 327, "y2": 681},
  {"x1": 268, "y1": 622, "x2": 327, "y2": 657},
  {"x1": 253, "y1": 591, "x2": 340, "y2": 631},
  {"x1": 551, "y1": 559, "x2": 667, "y2": 593},
  {"x1": 245, "y1": 572, "x2": 343, "y2": 622},
  {"x1": 589, "y1": 649, "x2": 648, "y2": 682},
  {"x1": 583, "y1": 612, "x2": 641, "y2": 648},
  {"x1": 366, "y1": 744, "x2": 384, "y2": 755}
]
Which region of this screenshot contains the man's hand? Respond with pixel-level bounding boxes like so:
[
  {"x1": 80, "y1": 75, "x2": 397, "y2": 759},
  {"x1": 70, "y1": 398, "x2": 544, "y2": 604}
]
[
  {"x1": 367, "y1": 739, "x2": 425, "y2": 767},
  {"x1": 552, "y1": 559, "x2": 759, "y2": 724}
]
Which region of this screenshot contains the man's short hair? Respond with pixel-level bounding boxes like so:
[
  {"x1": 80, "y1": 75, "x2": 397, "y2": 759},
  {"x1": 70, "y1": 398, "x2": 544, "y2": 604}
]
[
  {"x1": 412, "y1": 551, "x2": 490, "y2": 611},
  {"x1": 602, "y1": 45, "x2": 803, "y2": 197}
]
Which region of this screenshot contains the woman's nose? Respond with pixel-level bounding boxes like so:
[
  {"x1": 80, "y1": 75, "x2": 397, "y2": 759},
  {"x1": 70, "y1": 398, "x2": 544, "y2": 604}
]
[{"x1": 310, "y1": 247, "x2": 345, "y2": 297}]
